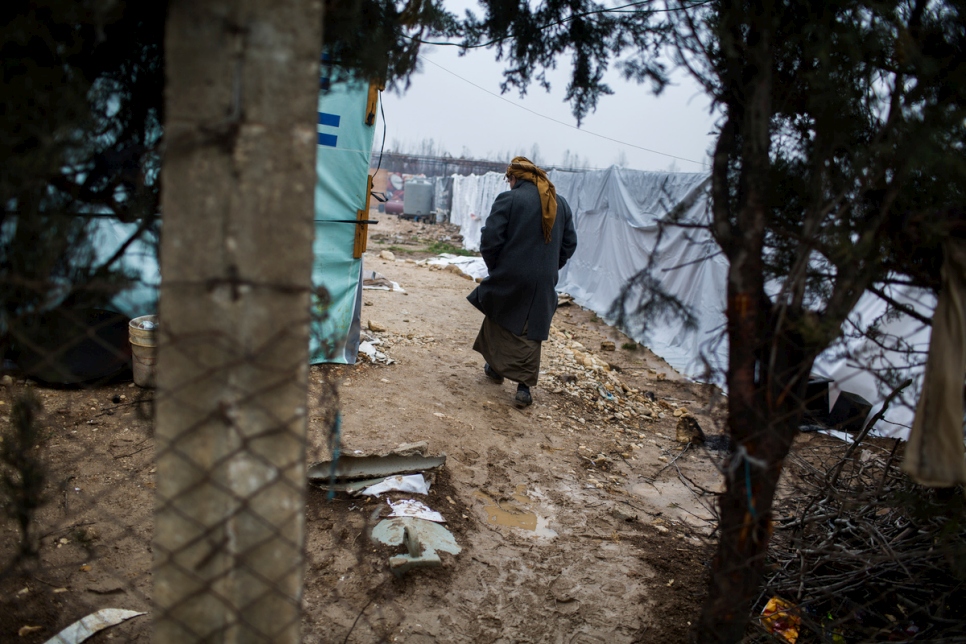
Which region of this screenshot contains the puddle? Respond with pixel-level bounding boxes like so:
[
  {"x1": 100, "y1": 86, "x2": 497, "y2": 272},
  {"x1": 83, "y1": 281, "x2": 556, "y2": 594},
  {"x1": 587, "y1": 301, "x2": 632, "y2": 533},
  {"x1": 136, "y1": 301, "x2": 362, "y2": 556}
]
[
  {"x1": 533, "y1": 515, "x2": 558, "y2": 539},
  {"x1": 475, "y1": 486, "x2": 557, "y2": 538}
]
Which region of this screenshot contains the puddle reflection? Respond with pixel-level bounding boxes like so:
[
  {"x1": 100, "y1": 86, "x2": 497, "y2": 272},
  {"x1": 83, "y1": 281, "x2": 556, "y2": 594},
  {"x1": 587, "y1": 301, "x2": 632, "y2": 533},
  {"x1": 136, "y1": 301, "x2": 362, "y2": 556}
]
[{"x1": 475, "y1": 486, "x2": 557, "y2": 538}]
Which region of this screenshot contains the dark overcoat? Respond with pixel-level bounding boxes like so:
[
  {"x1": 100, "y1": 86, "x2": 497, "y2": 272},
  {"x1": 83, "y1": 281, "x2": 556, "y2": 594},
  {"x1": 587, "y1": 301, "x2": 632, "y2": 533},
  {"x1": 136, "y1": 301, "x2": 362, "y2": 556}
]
[{"x1": 467, "y1": 178, "x2": 578, "y2": 341}]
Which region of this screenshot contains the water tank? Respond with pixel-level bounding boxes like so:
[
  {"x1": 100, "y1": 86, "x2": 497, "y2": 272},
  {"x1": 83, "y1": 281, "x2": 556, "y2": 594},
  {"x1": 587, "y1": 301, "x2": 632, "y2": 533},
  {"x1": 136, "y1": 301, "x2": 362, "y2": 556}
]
[{"x1": 403, "y1": 179, "x2": 434, "y2": 217}]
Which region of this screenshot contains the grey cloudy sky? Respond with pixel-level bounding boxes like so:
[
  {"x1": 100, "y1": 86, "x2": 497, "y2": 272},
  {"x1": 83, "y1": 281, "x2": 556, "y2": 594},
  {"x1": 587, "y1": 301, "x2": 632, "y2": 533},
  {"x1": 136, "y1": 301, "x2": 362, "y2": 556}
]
[{"x1": 374, "y1": 1, "x2": 719, "y2": 173}]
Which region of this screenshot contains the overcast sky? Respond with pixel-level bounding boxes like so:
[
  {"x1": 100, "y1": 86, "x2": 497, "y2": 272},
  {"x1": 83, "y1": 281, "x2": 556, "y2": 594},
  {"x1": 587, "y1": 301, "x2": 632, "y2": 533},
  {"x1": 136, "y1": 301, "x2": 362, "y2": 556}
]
[{"x1": 373, "y1": 1, "x2": 720, "y2": 173}]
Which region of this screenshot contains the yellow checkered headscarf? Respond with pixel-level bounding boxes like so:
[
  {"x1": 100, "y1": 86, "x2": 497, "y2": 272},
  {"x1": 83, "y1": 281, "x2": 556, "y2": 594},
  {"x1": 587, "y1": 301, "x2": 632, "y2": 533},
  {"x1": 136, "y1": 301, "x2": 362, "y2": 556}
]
[{"x1": 506, "y1": 156, "x2": 557, "y2": 243}]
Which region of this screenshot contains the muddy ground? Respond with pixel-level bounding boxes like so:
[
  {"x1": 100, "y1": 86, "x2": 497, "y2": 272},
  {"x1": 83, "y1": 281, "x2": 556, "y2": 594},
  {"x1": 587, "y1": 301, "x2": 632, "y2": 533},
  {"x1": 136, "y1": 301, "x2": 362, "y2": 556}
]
[{"x1": 0, "y1": 214, "x2": 856, "y2": 643}]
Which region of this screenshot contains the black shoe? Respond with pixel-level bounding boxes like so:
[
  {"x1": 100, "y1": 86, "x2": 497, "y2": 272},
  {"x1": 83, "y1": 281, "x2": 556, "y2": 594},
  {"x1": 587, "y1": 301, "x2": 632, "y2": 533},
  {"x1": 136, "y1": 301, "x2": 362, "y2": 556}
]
[
  {"x1": 515, "y1": 384, "x2": 532, "y2": 407},
  {"x1": 484, "y1": 363, "x2": 504, "y2": 384}
]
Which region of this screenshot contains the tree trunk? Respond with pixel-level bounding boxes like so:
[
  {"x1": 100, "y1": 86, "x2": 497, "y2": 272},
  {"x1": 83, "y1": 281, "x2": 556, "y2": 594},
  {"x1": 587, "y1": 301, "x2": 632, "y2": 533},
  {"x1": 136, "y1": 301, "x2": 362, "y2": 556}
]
[
  {"x1": 696, "y1": 325, "x2": 815, "y2": 642},
  {"x1": 696, "y1": 3, "x2": 792, "y2": 639},
  {"x1": 153, "y1": 1, "x2": 322, "y2": 642}
]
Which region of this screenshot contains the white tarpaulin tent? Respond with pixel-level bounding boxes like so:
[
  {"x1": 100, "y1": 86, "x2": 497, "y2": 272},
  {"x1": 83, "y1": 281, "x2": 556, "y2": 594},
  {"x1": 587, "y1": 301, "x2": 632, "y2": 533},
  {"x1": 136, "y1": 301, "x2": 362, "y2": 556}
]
[
  {"x1": 811, "y1": 285, "x2": 934, "y2": 438},
  {"x1": 450, "y1": 165, "x2": 933, "y2": 438}
]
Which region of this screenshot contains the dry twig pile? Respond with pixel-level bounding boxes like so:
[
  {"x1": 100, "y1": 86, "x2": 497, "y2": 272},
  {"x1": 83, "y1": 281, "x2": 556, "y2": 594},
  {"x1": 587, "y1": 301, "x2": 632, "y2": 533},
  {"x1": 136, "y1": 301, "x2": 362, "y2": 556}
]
[{"x1": 752, "y1": 438, "x2": 966, "y2": 642}]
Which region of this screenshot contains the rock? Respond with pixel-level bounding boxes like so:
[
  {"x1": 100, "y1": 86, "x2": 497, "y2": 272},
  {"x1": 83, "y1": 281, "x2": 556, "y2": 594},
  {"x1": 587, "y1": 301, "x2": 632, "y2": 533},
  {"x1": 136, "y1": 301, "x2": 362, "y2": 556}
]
[
  {"x1": 673, "y1": 408, "x2": 686, "y2": 417},
  {"x1": 391, "y1": 441, "x2": 429, "y2": 456},
  {"x1": 611, "y1": 506, "x2": 637, "y2": 522},
  {"x1": 368, "y1": 320, "x2": 387, "y2": 332},
  {"x1": 1, "y1": 375, "x2": 12, "y2": 386},
  {"x1": 76, "y1": 526, "x2": 99, "y2": 543},
  {"x1": 379, "y1": 250, "x2": 396, "y2": 261},
  {"x1": 600, "y1": 341, "x2": 616, "y2": 351},
  {"x1": 676, "y1": 415, "x2": 706, "y2": 444},
  {"x1": 440, "y1": 265, "x2": 473, "y2": 280}
]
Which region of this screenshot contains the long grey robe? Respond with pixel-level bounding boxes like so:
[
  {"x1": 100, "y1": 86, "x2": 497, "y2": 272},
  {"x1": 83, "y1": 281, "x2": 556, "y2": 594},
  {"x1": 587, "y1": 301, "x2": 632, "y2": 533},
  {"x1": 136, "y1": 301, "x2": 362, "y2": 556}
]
[{"x1": 467, "y1": 178, "x2": 578, "y2": 341}]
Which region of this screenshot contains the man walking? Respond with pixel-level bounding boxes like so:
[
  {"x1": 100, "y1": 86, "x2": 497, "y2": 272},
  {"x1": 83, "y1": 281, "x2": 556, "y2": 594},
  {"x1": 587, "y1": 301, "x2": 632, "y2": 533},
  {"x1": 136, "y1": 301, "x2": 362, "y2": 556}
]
[{"x1": 467, "y1": 156, "x2": 578, "y2": 406}]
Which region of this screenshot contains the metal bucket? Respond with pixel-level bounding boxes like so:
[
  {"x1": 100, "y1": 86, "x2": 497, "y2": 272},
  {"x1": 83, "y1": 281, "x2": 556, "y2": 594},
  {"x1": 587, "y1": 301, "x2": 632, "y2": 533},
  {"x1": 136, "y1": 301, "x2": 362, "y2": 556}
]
[{"x1": 129, "y1": 315, "x2": 157, "y2": 388}]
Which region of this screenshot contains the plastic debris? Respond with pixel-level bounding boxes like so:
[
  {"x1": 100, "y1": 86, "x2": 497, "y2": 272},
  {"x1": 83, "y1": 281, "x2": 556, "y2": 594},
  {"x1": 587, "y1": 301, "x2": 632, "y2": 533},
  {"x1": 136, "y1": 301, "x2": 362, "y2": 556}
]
[
  {"x1": 389, "y1": 499, "x2": 445, "y2": 523},
  {"x1": 358, "y1": 340, "x2": 394, "y2": 364},
  {"x1": 426, "y1": 254, "x2": 488, "y2": 280},
  {"x1": 44, "y1": 608, "x2": 145, "y2": 644},
  {"x1": 597, "y1": 385, "x2": 615, "y2": 402},
  {"x1": 361, "y1": 474, "x2": 430, "y2": 496},
  {"x1": 761, "y1": 597, "x2": 800, "y2": 644},
  {"x1": 362, "y1": 269, "x2": 405, "y2": 292}
]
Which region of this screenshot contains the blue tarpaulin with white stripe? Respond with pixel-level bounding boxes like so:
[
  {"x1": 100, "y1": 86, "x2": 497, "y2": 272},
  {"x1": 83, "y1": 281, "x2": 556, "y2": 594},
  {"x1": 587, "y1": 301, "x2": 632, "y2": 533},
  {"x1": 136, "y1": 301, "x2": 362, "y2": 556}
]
[
  {"x1": 310, "y1": 76, "x2": 377, "y2": 363},
  {"x1": 97, "y1": 73, "x2": 377, "y2": 365}
]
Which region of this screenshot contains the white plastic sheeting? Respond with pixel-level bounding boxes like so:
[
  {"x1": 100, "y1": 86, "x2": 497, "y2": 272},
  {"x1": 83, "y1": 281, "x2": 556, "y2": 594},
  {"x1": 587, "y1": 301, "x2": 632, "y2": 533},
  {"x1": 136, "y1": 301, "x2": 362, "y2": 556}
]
[
  {"x1": 812, "y1": 284, "x2": 934, "y2": 439},
  {"x1": 450, "y1": 165, "x2": 934, "y2": 438},
  {"x1": 450, "y1": 173, "x2": 510, "y2": 251},
  {"x1": 427, "y1": 253, "x2": 489, "y2": 280},
  {"x1": 551, "y1": 167, "x2": 725, "y2": 381},
  {"x1": 452, "y1": 166, "x2": 726, "y2": 380}
]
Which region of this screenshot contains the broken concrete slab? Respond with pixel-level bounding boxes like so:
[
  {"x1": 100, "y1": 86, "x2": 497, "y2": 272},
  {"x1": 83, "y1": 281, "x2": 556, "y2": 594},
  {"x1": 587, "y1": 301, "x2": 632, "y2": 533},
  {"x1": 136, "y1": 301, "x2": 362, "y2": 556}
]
[
  {"x1": 308, "y1": 446, "x2": 446, "y2": 492},
  {"x1": 371, "y1": 517, "x2": 461, "y2": 577}
]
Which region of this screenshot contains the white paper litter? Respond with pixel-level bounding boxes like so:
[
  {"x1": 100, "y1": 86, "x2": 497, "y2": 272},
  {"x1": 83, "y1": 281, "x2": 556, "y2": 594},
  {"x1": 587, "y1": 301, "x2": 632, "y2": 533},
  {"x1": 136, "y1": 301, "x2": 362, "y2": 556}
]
[
  {"x1": 361, "y1": 269, "x2": 405, "y2": 292},
  {"x1": 44, "y1": 609, "x2": 145, "y2": 644},
  {"x1": 361, "y1": 474, "x2": 430, "y2": 496},
  {"x1": 362, "y1": 281, "x2": 405, "y2": 292},
  {"x1": 388, "y1": 499, "x2": 446, "y2": 523}
]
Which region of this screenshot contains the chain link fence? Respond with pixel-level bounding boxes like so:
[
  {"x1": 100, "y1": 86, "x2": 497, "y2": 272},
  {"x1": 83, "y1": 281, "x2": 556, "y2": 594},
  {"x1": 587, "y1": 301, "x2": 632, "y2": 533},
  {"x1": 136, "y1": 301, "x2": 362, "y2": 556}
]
[
  {"x1": 1, "y1": 303, "x2": 159, "y2": 642},
  {"x1": 0, "y1": 271, "x2": 351, "y2": 642},
  {"x1": 1, "y1": 3, "x2": 331, "y2": 641}
]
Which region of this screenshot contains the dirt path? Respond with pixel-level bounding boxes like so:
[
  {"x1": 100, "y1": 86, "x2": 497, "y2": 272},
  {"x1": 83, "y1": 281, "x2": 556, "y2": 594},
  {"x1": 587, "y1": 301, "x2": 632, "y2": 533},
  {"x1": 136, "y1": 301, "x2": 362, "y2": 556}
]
[
  {"x1": 300, "y1": 217, "x2": 727, "y2": 642},
  {"x1": 1, "y1": 215, "x2": 731, "y2": 643}
]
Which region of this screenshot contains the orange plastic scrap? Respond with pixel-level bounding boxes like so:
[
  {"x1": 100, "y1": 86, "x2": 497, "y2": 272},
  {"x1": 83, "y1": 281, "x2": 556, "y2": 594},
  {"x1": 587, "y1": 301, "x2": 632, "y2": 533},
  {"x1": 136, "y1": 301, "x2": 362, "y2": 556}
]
[{"x1": 761, "y1": 596, "x2": 801, "y2": 644}]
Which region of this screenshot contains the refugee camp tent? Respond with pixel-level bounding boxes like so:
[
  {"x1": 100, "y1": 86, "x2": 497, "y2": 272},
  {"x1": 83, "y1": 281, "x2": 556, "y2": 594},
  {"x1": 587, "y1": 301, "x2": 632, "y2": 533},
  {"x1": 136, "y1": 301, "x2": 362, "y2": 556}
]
[
  {"x1": 451, "y1": 166, "x2": 725, "y2": 379},
  {"x1": 310, "y1": 75, "x2": 380, "y2": 364},
  {"x1": 89, "y1": 74, "x2": 379, "y2": 366},
  {"x1": 450, "y1": 165, "x2": 934, "y2": 438}
]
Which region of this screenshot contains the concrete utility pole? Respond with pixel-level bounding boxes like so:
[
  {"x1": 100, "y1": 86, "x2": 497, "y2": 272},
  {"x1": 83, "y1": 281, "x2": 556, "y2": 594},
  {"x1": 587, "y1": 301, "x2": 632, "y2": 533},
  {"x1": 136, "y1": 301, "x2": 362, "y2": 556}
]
[{"x1": 154, "y1": 1, "x2": 323, "y2": 641}]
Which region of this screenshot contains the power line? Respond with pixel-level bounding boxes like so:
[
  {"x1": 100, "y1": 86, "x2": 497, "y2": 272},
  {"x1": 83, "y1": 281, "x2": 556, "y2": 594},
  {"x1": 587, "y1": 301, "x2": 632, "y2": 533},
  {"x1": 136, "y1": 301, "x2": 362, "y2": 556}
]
[{"x1": 418, "y1": 54, "x2": 708, "y2": 167}]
